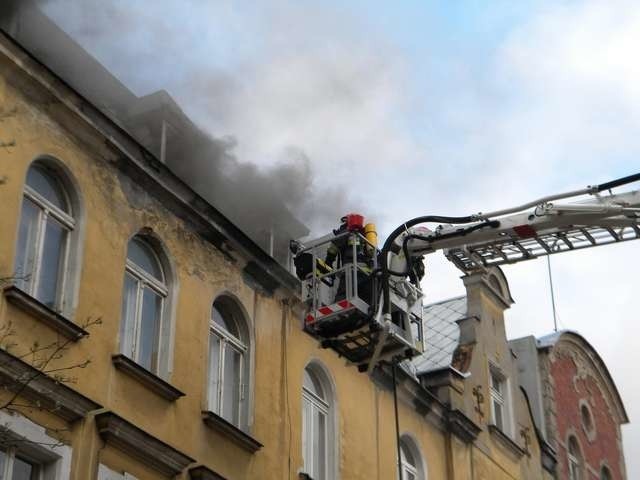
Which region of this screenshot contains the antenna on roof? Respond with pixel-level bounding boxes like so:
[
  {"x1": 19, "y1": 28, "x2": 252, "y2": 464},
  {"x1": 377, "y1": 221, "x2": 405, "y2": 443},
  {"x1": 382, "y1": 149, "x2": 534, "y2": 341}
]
[{"x1": 546, "y1": 256, "x2": 559, "y2": 332}]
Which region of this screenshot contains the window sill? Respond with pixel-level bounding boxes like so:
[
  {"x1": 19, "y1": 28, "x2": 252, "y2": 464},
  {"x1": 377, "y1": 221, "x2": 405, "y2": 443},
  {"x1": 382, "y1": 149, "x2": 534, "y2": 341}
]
[
  {"x1": 202, "y1": 411, "x2": 263, "y2": 453},
  {"x1": 488, "y1": 424, "x2": 525, "y2": 459},
  {"x1": 189, "y1": 465, "x2": 228, "y2": 480},
  {"x1": 3, "y1": 286, "x2": 88, "y2": 341},
  {"x1": 111, "y1": 354, "x2": 185, "y2": 401},
  {"x1": 95, "y1": 411, "x2": 194, "y2": 477},
  {"x1": 0, "y1": 347, "x2": 101, "y2": 421}
]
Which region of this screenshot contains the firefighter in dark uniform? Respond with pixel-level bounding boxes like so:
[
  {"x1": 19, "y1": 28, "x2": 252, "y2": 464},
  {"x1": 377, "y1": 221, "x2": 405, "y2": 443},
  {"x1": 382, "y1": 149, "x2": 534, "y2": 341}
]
[{"x1": 316, "y1": 215, "x2": 377, "y2": 337}]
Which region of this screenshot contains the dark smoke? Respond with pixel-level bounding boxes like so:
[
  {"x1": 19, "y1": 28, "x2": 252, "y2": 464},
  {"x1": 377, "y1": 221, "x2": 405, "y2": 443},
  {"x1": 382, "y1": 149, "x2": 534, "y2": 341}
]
[{"x1": 1, "y1": 0, "x2": 371, "y2": 265}]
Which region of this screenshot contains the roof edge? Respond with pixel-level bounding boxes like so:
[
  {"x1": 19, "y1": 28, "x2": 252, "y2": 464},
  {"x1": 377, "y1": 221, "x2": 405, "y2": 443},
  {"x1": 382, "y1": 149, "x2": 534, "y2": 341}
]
[{"x1": 0, "y1": 29, "x2": 301, "y2": 296}]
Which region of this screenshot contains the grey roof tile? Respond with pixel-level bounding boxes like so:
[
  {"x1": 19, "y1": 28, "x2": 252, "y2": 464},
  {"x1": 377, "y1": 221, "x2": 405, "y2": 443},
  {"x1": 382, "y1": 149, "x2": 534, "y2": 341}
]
[{"x1": 411, "y1": 295, "x2": 467, "y2": 375}]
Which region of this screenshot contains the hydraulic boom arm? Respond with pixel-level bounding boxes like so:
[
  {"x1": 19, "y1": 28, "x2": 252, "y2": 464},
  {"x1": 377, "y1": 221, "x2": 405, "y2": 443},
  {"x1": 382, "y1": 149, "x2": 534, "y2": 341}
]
[{"x1": 383, "y1": 173, "x2": 640, "y2": 276}]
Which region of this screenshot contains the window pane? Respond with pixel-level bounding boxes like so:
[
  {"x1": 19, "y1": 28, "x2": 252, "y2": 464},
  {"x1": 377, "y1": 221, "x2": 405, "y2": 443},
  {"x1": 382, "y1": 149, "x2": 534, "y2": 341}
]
[
  {"x1": 222, "y1": 346, "x2": 241, "y2": 425},
  {"x1": 36, "y1": 217, "x2": 67, "y2": 308},
  {"x1": 491, "y1": 372, "x2": 502, "y2": 394},
  {"x1": 212, "y1": 303, "x2": 237, "y2": 336},
  {"x1": 137, "y1": 288, "x2": 162, "y2": 371},
  {"x1": 303, "y1": 369, "x2": 324, "y2": 399},
  {"x1": 493, "y1": 401, "x2": 504, "y2": 430},
  {"x1": 15, "y1": 198, "x2": 40, "y2": 293},
  {"x1": 208, "y1": 334, "x2": 221, "y2": 413},
  {"x1": 11, "y1": 456, "x2": 35, "y2": 480},
  {"x1": 569, "y1": 436, "x2": 579, "y2": 455},
  {"x1": 302, "y1": 398, "x2": 312, "y2": 473},
  {"x1": 570, "y1": 461, "x2": 579, "y2": 480},
  {"x1": 120, "y1": 273, "x2": 138, "y2": 357},
  {"x1": 401, "y1": 443, "x2": 416, "y2": 467},
  {"x1": 127, "y1": 238, "x2": 163, "y2": 280},
  {"x1": 315, "y1": 409, "x2": 326, "y2": 479},
  {"x1": 26, "y1": 166, "x2": 67, "y2": 212}
]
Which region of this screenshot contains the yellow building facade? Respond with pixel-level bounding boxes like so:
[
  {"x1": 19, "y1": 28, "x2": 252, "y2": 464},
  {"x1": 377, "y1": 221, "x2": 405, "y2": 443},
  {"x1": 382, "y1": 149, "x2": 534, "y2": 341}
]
[{"x1": 0, "y1": 28, "x2": 559, "y2": 480}]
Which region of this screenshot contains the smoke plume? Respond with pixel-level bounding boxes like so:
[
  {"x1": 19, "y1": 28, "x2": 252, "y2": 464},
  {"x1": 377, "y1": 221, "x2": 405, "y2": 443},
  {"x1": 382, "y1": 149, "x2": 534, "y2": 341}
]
[{"x1": 1, "y1": 0, "x2": 410, "y2": 263}]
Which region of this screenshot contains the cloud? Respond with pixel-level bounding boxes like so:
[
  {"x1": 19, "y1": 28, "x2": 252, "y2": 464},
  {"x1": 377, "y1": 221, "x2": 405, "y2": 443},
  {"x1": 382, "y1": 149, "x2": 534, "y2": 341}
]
[{"x1": 488, "y1": 2, "x2": 640, "y2": 474}]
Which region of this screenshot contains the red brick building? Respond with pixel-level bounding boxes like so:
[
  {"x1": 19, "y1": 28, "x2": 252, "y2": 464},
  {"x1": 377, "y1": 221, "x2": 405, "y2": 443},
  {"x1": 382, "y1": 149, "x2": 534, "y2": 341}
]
[{"x1": 511, "y1": 332, "x2": 628, "y2": 479}]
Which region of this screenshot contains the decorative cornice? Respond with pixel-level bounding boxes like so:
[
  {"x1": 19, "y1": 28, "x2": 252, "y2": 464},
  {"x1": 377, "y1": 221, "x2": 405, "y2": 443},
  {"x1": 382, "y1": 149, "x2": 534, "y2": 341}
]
[
  {"x1": 189, "y1": 465, "x2": 228, "y2": 480},
  {"x1": 537, "y1": 331, "x2": 628, "y2": 424},
  {"x1": 418, "y1": 366, "x2": 466, "y2": 394},
  {"x1": 95, "y1": 411, "x2": 194, "y2": 476},
  {"x1": 4, "y1": 286, "x2": 88, "y2": 341},
  {"x1": 111, "y1": 354, "x2": 184, "y2": 401},
  {"x1": 0, "y1": 348, "x2": 100, "y2": 422},
  {"x1": 446, "y1": 409, "x2": 481, "y2": 443},
  {"x1": 202, "y1": 411, "x2": 263, "y2": 453}
]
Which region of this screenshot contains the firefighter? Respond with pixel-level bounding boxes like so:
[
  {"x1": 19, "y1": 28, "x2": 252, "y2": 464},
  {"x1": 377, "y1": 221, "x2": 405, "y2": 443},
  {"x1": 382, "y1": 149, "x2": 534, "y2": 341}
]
[{"x1": 324, "y1": 214, "x2": 375, "y2": 305}]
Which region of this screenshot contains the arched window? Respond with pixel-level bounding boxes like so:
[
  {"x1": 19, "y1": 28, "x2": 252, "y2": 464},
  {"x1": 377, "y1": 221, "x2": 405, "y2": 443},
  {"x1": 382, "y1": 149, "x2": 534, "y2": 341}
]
[
  {"x1": 600, "y1": 466, "x2": 612, "y2": 480},
  {"x1": 568, "y1": 435, "x2": 583, "y2": 480},
  {"x1": 15, "y1": 163, "x2": 76, "y2": 311},
  {"x1": 302, "y1": 363, "x2": 336, "y2": 480},
  {"x1": 208, "y1": 296, "x2": 249, "y2": 429},
  {"x1": 120, "y1": 236, "x2": 169, "y2": 374},
  {"x1": 580, "y1": 401, "x2": 596, "y2": 440},
  {"x1": 400, "y1": 435, "x2": 426, "y2": 480}
]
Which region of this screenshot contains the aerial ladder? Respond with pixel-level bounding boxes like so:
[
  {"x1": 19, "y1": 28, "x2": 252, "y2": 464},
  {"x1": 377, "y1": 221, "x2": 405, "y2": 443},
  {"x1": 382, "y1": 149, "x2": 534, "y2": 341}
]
[{"x1": 291, "y1": 172, "x2": 640, "y2": 373}]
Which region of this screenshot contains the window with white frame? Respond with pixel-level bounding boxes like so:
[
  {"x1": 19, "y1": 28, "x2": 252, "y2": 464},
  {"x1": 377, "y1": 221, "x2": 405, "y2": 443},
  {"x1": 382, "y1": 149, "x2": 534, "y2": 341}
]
[
  {"x1": 0, "y1": 409, "x2": 72, "y2": 480},
  {"x1": 207, "y1": 297, "x2": 248, "y2": 429},
  {"x1": 0, "y1": 448, "x2": 40, "y2": 480},
  {"x1": 568, "y1": 436, "x2": 583, "y2": 480},
  {"x1": 399, "y1": 436, "x2": 425, "y2": 480},
  {"x1": 15, "y1": 163, "x2": 75, "y2": 311},
  {"x1": 302, "y1": 364, "x2": 335, "y2": 480},
  {"x1": 489, "y1": 365, "x2": 510, "y2": 434},
  {"x1": 120, "y1": 236, "x2": 168, "y2": 374}
]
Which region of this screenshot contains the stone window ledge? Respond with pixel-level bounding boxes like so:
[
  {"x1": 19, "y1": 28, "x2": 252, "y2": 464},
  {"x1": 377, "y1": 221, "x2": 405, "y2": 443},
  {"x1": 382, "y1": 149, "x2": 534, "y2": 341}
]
[
  {"x1": 0, "y1": 347, "x2": 101, "y2": 422},
  {"x1": 488, "y1": 424, "x2": 526, "y2": 459},
  {"x1": 3, "y1": 286, "x2": 88, "y2": 341},
  {"x1": 111, "y1": 354, "x2": 184, "y2": 401},
  {"x1": 202, "y1": 411, "x2": 263, "y2": 453},
  {"x1": 446, "y1": 409, "x2": 481, "y2": 444},
  {"x1": 95, "y1": 411, "x2": 194, "y2": 476},
  {"x1": 189, "y1": 465, "x2": 228, "y2": 480}
]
